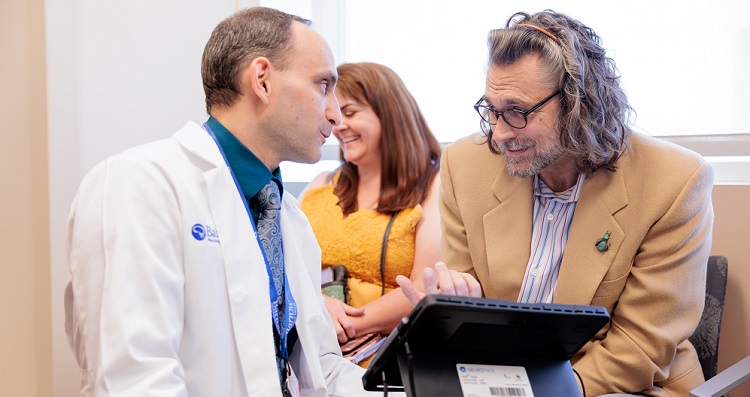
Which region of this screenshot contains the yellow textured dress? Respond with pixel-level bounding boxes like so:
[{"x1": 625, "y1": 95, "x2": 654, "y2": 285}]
[{"x1": 300, "y1": 180, "x2": 422, "y2": 308}]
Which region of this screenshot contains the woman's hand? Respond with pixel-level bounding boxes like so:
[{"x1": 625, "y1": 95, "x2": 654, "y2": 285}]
[
  {"x1": 397, "y1": 262, "x2": 482, "y2": 306},
  {"x1": 323, "y1": 295, "x2": 365, "y2": 343}
]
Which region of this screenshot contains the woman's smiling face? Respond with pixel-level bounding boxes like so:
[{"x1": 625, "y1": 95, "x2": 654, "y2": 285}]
[{"x1": 332, "y1": 92, "x2": 382, "y2": 168}]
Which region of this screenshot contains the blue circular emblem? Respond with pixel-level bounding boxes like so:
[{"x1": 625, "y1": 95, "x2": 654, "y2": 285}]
[
  {"x1": 459, "y1": 366, "x2": 467, "y2": 373},
  {"x1": 192, "y1": 224, "x2": 206, "y2": 240}
]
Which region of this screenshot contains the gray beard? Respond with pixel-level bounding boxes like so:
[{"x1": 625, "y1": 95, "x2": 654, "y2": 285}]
[{"x1": 500, "y1": 140, "x2": 564, "y2": 178}]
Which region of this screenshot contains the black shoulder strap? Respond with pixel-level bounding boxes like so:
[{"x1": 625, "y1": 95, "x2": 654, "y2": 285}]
[{"x1": 380, "y1": 211, "x2": 399, "y2": 296}]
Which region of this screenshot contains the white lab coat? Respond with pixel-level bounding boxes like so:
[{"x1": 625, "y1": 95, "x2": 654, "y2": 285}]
[{"x1": 65, "y1": 121, "x2": 380, "y2": 396}]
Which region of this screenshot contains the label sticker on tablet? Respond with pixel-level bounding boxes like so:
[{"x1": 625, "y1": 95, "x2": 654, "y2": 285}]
[{"x1": 455, "y1": 364, "x2": 534, "y2": 397}]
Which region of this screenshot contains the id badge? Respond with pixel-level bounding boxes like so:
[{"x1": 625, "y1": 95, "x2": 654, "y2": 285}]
[{"x1": 282, "y1": 361, "x2": 301, "y2": 397}]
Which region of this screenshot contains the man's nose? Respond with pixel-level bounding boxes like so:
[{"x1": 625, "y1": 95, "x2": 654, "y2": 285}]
[
  {"x1": 491, "y1": 121, "x2": 519, "y2": 143},
  {"x1": 326, "y1": 95, "x2": 341, "y2": 127}
]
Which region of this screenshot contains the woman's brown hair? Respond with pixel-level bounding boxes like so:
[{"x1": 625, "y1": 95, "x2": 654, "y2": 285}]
[{"x1": 334, "y1": 62, "x2": 441, "y2": 216}]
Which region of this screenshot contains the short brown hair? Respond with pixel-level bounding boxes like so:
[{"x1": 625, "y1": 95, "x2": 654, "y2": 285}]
[
  {"x1": 334, "y1": 62, "x2": 441, "y2": 216},
  {"x1": 201, "y1": 7, "x2": 310, "y2": 113}
]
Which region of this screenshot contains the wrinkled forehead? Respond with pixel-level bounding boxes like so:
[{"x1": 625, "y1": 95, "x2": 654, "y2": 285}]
[{"x1": 484, "y1": 54, "x2": 555, "y2": 99}]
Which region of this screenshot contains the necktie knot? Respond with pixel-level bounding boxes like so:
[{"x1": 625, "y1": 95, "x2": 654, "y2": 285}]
[
  {"x1": 256, "y1": 180, "x2": 281, "y2": 211},
  {"x1": 255, "y1": 180, "x2": 282, "y2": 260}
]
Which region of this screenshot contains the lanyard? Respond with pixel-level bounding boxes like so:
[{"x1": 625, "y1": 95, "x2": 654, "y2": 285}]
[{"x1": 203, "y1": 122, "x2": 297, "y2": 358}]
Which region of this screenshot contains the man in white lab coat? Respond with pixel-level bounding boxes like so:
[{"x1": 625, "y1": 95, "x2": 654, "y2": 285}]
[{"x1": 64, "y1": 7, "x2": 381, "y2": 396}]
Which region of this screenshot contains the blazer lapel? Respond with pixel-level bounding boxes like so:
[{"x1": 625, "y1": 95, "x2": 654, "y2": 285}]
[
  {"x1": 554, "y1": 169, "x2": 628, "y2": 304},
  {"x1": 483, "y1": 171, "x2": 535, "y2": 301}
]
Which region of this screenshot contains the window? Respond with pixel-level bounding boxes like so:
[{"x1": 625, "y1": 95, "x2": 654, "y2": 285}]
[
  {"x1": 338, "y1": 0, "x2": 750, "y2": 140},
  {"x1": 274, "y1": 0, "x2": 750, "y2": 188}
]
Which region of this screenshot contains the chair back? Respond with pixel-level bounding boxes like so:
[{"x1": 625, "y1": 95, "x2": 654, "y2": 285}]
[{"x1": 689, "y1": 255, "x2": 729, "y2": 380}]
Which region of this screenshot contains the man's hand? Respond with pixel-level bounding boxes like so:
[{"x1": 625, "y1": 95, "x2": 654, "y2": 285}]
[
  {"x1": 396, "y1": 262, "x2": 482, "y2": 306},
  {"x1": 323, "y1": 295, "x2": 365, "y2": 343}
]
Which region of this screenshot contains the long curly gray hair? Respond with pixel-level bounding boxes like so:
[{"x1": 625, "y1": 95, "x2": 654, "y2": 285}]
[{"x1": 482, "y1": 10, "x2": 633, "y2": 175}]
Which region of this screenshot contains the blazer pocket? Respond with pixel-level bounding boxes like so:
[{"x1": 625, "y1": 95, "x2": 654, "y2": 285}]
[{"x1": 590, "y1": 271, "x2": 629, "y2": 308}]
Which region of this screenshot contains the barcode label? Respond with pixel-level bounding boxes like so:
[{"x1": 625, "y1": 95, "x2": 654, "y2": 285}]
[
  {"x1": 489, "y1": 387, "x2": 527, "y2": 396},
  {"x1": 456, "y1": 364, "x2": 533, "y2": 397}
]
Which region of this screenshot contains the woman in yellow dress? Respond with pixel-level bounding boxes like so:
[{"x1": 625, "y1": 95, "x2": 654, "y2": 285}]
[{"x1": 299, "y1": 62, "x2": 442, "y2": 346}]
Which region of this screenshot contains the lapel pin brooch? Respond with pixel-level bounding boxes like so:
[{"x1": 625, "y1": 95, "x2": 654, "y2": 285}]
[{"x1": 595, "y1": 231, "x2": 611, "y2": 252}]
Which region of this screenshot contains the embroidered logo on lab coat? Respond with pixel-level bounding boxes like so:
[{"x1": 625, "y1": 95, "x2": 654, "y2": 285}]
[{"x1": 192, "y1": 224, "x2": 219, "y2": 243}]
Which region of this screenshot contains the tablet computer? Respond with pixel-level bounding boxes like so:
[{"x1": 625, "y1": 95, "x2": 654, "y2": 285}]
[{"x1": 362, "y1": 294, "x2": 610, "y2": 396}]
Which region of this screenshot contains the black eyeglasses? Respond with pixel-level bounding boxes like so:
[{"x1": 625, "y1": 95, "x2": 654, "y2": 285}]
[{"x1": 474, "y1": 90, "x2": 561, "y2": 129}]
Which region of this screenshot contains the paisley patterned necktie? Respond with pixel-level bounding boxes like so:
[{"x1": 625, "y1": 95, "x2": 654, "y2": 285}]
[
  {"x1": 256, "y1": 180, "x2": 285, "y2": 308},
  {"x1": 254, "y1": 180, "x2": 289, "y2": 386}
]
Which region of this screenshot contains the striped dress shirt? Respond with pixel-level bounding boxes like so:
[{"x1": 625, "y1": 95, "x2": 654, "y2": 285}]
[{"x1": 517, "y1": 173, "x2": 585, "y2": 304}]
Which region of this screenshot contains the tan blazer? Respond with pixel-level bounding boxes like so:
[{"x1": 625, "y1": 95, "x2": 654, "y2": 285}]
[{"x1": 440, "y1": 132, "x2": 713, "y2": 396}]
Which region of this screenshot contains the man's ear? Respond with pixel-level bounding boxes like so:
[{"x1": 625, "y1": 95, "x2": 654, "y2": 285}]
[{"x1": 244, "y1": 57, "x2": 272, "y2": 105}]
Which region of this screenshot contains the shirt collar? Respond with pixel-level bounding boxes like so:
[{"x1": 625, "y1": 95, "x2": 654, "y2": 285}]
[
  {"x1": 207, "y1": 116, "x2": 283, "y2": 199},
  {"x1": 533, "y1": 173, "x2": 584, "y2": 203}
]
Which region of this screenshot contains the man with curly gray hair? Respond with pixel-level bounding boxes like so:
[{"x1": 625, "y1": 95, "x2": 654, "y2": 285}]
[{"x1": 400, "y1": 9, "x2": 713, "y2": 397}]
